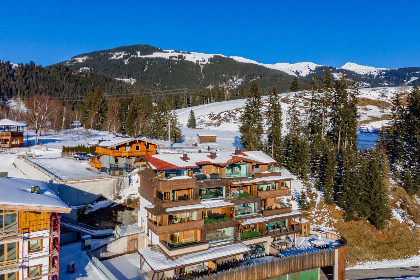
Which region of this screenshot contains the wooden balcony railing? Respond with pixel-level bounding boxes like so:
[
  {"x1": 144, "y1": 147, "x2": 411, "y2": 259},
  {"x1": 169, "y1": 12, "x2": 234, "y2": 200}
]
[
  {"x1": 257, "y1": 188, "x2": 291, "y2": 199},
  {"x1": 153, "y1": 177, "x2": 197, "y2": 191},
  {"x1": 147, "y1": 219, "x2": 204, "y2": 235},
  {"x1": 262, "y1": 206, "x2": 292, "y2": 216}
]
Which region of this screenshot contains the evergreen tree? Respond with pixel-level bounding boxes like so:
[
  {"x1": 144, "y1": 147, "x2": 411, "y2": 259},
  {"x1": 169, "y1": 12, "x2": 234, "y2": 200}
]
[
  {"x1": 336, "y1": 146, "x2": 359, "y2": 220},
  {"x1": 290, "y1": 77, "x2": 300, "y2": 92},
  {"x1": 321, "y1": 67, "x2": 334, "y2": 91},
  {"x1": 266, "y1": 87, "x2": 284, "y2": 165},
  {"x1": 82, "y1": 88, "x2": 107, "y2": 130},
  {"x1": 317, "y1": 139, "x2": 337, "y2": 204},
  {"x1": 239, "y1": 81, "x2": 264, "y2": 150},
  {"x1": 187, "y1": 110, "x2": 197, "y2": 128},
  {"x1": 330, "y1": 75, "x2": 358, "y2": 151},
  {"x1": 365, "y1": 149, "x2": 391, "y2": 229}
]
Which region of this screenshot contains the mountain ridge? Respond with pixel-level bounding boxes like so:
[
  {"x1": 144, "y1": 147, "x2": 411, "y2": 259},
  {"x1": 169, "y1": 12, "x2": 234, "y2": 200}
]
[{"x1": 57, "y1": 44, "x2": 420, "y2": 90}]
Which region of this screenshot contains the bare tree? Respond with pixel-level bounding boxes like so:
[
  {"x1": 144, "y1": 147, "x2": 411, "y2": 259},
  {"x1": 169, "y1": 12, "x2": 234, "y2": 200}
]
[{"x1": 25, "y1": 94, "x2": 59, "y2": 145}]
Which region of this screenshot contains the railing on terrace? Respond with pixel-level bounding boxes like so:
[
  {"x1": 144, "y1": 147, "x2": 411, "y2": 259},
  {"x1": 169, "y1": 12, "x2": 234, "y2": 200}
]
[{"x1": 86, "y1": 250, "x2": 118, "y2": 280}]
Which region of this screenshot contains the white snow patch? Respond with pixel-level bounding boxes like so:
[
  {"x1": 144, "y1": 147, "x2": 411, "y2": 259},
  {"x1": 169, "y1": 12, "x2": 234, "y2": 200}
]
[
  {"x1": 115, "y1": 77, "x2": 136, "y2": 85},
  {"x1": 341, "y1": 62, "x2": 387, "y2": 76},
  {"x1": 348, "y1": 255, "x2": 420, "y2": 270}
]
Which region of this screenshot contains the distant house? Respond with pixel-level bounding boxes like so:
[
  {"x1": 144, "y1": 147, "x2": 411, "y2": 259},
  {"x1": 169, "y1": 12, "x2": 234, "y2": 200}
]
[
  {"x1": 197, "y1": 134, "x2": 217, "y2": 144},
  {"x1": 0, "y1": 119, "x2": 25, "y2": 148},
  {"x1": 90, "y1": 138, "x2": 160, "y2": 175},
  {"x1": 0, "y1": 178, "x2": 71, "y2": 280}
]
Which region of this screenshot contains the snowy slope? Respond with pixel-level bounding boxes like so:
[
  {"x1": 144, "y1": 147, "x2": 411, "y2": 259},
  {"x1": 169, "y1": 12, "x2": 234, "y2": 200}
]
[
  {"x1": 229, "y1": 56, "x2": 321, "y2": 76},
  {"x1": 341, "y1": 62, "x2": 388, "y2": 76}
]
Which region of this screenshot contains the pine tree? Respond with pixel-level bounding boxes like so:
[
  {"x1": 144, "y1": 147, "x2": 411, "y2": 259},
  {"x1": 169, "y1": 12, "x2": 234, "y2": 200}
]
[
  {"x1": 365, "y1": 149, "x2": 391, "y2": 229},
  {"x1": 266, "y1": 87, "x2": 284, "y2": 165},
  {"x1": 290, "y1": 77, "x2": 300, "y2": 92},
  {"x1": 187, "y1": 110, "x2": 197, "y2": 128},
  {"x1": 321, "y1": 67, "x2": 334, "y2": 91},
  {"x1": 330, "y1": 75, "x2": 358, "y2": 151},
  {"x1": 336, "y1": 146, "x2": 359, "y2": 220},
  {"x1": 318, "y1": 139, "x2": 337, "y2": 204},
  {"x1": 82, "y1": 88, "x2": 107, "y2": 130},
  {"x1": 239, "y1": 81, "x2": 263, "y2": 150}
]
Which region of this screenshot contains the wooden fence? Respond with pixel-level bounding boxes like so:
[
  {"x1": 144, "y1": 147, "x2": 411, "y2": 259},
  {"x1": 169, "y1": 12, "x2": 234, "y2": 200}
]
[{"x1": 198, "y1": 249, "x2": 335, "y2": 280}]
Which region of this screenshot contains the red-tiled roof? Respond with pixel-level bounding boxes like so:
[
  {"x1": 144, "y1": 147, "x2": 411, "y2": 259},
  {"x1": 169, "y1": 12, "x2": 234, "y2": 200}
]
[{"x1": 144, "y1": 155, "x2": 198, "y2": 170}]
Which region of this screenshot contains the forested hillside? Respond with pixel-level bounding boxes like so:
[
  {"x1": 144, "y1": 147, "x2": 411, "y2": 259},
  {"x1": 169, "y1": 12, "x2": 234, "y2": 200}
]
[{"x1": 0, "y1": 61, "x2": 148, "y2": 102}]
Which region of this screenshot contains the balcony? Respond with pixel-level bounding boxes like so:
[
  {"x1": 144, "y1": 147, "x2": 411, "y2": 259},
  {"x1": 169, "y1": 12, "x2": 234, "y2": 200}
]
[
  {"x1": 241, "y1": 231, "x2": 263, "y2": 240},
  {"x1": 153, "y1": 177, "x2": 196, "y2": 192},
  {"x1": 159, "y1": 240, "x2": 209, "y2": 257},
  {"x1": 262, "y1": 206, "x2": 292, "y2": 216},
  {"x1": 0, "y1": 131, "x2": 23, "y2": 137},
  {"x1": 257, "y1": 188, "x2": 291, "y2": 199},
  {"x1": 204, "y1": 213, "x2": 231, "y2": 224},
  {"x1": 147, "y1": 219, "x2": 204, "y2": 235}
]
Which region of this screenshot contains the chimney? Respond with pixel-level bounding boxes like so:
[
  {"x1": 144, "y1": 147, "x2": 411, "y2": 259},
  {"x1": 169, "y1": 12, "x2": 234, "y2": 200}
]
[
  {"x1": 31, "y1": 186, "x2": 40, "y2": 194},
  {"x1": 183, "y1": 154, "x2": 188, "y2": 160},
  {"x1": 235, "y1": 149, "x2": 241, "y2": 155},
  {"x1": 210, "y1": 152, "x2": 217, "y2": 159}
]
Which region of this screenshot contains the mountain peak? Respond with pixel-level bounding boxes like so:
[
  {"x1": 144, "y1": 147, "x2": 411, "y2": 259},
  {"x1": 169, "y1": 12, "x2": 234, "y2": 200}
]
[{"x1": 341, "y1": 62, "x2": 387, "y2": 76}]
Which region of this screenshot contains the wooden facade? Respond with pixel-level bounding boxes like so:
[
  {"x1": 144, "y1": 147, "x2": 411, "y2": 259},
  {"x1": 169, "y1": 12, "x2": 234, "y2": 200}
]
[
  {"x1": 0, "y1": 131, "x2": 23, "y2": 148},
  {"x1": 90, "y1": 138, "x2": 159, "y2": 171}
]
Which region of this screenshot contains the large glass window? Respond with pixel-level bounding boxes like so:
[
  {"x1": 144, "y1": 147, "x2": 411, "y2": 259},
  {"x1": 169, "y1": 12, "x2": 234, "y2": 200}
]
[
  {"x1": 165, "y1": 169, "x2": 187, "y2": 178},
  {"x1": 226, "y1": 164, "x2": 248, "y2": 178},
  {"x1": 235, "y1": 203, "x2": 257, "y2": 217},
  {"x1": 0, "y1": 242, "x2": 18, "y2": 264},
  {"x1": 199, "y1": 187, "x2": 224, "y2": 200},
  {"x1": 0, "y1": 210, "x2": 18, "y2": 234},
  {"x1": 206, "y1": 227, "x2": 234, "y2": 243},
  {"x1": 168, "y1": 212, "x2": 198, "y2": 224},
  {"x1": 0, "y1": 272, "x2": 18, "y2": 280},
  {"x1": 257, "y1": 183, "x2": 277, "y2": 192}
]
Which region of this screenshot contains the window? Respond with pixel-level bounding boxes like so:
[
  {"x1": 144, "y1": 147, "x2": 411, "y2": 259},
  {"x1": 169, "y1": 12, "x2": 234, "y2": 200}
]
[
  {"x1": 28, "y1": 239, "x2": 42, "y2": 252},
  {"x1": 226, "y1": 164, "x2": 248, "y2": 177},
  {"x1": 0, "y1": 210, "x2": 18, "y2": 234},
  {"x1": 0, "y1": 272, "x2": 18, "y2": 280},
  {"x1": 27, "y1": 265, "x2": 41, "y2": 278},
  {"x1": 125, "y1": 146, "x2": 130, "y2": 151},
  {"x1": 136, "y1": 145, "x2": 140, "y2": 151},
  {"x1": 115, "y1": 158, "x2": 119, "y2": 164},
  {"x1": 0, "y1": 242, "x2": 18, "y2": 264},
  {"x1": 234, "y1": 203, "x2": 258, "y2": 217},
  {"x1": 206, "y1": 227, "x2": 234, "y2": 242}
]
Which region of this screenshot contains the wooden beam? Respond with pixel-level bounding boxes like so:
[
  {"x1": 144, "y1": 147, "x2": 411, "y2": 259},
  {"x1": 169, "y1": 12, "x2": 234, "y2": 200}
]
[{"x1": 0, "y1": 204, "x2": 71, "y2": 213}]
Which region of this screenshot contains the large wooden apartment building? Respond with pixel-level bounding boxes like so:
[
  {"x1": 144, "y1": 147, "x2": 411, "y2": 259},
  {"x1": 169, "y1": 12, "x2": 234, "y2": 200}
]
[
  {"x1": 136, "y1": 150, "x2": 312, "y2": 279},
  {"x1": 89, "y1": 138, "x2": 159, "y2": 175},
  {"x1": 0, "y1": 178, "x2": 71, "y2": 280}
]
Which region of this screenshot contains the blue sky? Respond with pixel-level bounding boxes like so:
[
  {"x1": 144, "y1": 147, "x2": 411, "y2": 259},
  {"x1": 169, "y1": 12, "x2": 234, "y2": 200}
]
[{"x1": 1, "y1": 0, "x2": 419, "y2": 68}]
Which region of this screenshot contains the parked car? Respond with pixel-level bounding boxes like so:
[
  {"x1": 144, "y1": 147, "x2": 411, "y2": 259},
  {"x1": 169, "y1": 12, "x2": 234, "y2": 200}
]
[{"x1": 74, "y1": 152, "x2": 90, "y2": 160}]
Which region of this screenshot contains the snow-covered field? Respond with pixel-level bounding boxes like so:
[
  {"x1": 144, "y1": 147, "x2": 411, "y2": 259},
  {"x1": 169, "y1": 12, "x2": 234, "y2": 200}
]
[
  {"x1": 175, "y1": 86, "x2": 408, "y2": 151},
  {"x1": 348, "y1": 255, "x2": 420, "y2": 270}
]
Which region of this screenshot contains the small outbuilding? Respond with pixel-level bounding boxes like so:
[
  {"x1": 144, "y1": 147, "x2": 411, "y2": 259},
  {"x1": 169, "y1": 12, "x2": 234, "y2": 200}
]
[{"x1": 197, "y1": 134, "x2": 217, "y2": 144}]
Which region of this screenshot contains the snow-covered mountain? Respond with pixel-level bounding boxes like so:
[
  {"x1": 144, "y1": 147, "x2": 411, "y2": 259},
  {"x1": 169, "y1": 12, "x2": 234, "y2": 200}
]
[
  {"x1": 341, "y1": 62, "x2": 388, "y2": 76},
  {"x1": 60, "y1": 44, "x2": 420, "y2": 90}
]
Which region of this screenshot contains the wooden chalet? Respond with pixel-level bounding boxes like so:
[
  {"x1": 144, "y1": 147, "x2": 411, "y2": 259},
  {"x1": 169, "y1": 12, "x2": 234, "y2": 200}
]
[
  {"x1": 0, "y1": 119, "x2": 25, "y2": 148},
  {"x1": 89, "y1": 138, "x2": 160, "y2": 175}
]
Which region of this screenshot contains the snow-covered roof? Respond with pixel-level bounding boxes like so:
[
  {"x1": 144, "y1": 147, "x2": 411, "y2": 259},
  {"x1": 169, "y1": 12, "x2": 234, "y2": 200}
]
[
  {"x1": 197, "y1": 134, "x2": 217, "y2": 137},
  {"x1": 139, "y1": 243, "x2": 250, "y2": 271},
  {"x1": 165, "y1": 200, "x2": 234, "y2": 213},
  {"x1": 98, "y1": 137, "x2": 161, "y2": 148},
  {"x1": 241, "y1": 210, "x2": 302, "y2": 225},
  {"x1": 0, "y1": 119, "x2": 26, "y2": 127},
  {"x1": 232, "y1": 176, "x2": 293, "y2": 185},
  {"x1": 143, "y1": 151, "x2": 276, "y2": 170},
  {"x1": 0, "y1": 178, "x2": 70, "y2": 212}
]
